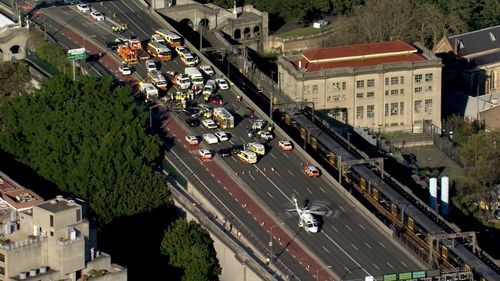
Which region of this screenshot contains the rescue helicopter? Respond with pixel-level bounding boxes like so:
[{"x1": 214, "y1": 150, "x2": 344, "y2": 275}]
[{"x1": 288, "y1": 197, "x2": 327, "y2": 233}]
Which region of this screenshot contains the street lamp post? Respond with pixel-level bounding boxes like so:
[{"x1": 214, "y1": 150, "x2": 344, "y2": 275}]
[
  {"x1": 269, "y1": 222, "x2": 285, "y2": 263},
  {"x1": 316, "y1": 265, "x2": 332, "y2": 281}
]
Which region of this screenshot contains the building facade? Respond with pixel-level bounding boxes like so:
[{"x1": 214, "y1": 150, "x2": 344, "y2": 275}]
[
  {"x1": 0, "y1": 188, "x2": 126, "y2": 281},
  {"x1": 278, "y1": 40, "x2": 443, "y2": 132}
]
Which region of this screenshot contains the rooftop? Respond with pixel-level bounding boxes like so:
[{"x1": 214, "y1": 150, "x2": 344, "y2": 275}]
[
  {"x1": 290, "y1": 40, "x2": 427, "y2": 72},
  {"x1": 37, "y1": 198, "x2": 80, "y2": 213},
  {"x1": 0, "y1": 171, "x2": 23, "y2": 193},
  {"x1": 2, "y1": 189, "x2": 44, "y2": 211},
  {"x1": 0, "y1": 13, "x2": 15, "y2": 29},
  {"x1": 449, "y1": 25, "x2": 500, "y2": 57}
]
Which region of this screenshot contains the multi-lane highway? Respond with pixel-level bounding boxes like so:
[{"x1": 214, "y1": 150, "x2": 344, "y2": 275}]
[{"x1": 17, "y1": 1, "x2": 427, "y2": 280}]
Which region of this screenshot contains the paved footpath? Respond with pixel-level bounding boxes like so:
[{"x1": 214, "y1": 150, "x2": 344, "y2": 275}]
[{"x1": 164, "y1": 115, "x2": 332, "y2": 281}]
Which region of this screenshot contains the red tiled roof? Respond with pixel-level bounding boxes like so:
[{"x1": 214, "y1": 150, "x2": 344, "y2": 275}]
[
  {"x1": 302, "y1": 40, "x2": 417, "y2": 62},
  {"x1": 293, "y1": 53, "x2": 426, "y2": 72}
]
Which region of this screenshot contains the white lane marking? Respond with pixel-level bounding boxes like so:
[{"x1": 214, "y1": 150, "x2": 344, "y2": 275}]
[
  {"x1": 339, "y1": 206, "x2": 345, "y2": 212},
  {"x1": 270, "y1": 153, "x2": 276, "y2": 159},
  {"x1": 287, "y1": 170, "x2": 294, "y2": 176},
  {"x1": 248, "y1": 174, "x2": 255, "y2": 180},
  {"x1": 358, "y1": 224, "x2": 366, "y2": 231},
  {"x1": 372, "y1": 263, "x2": 380, "y2": 270},
  {"x1": 293, "y1": 188, "x2": 299, "y2": 195},
  {"x1": 351, "y1": 243, "x2": 358, "y2": 251},
  {"x1": 323, "y1": 233, "x2": 371, "y2": 276},
  {"x1": 331, "y1": 225, "x2": 339, "y2": 232},
  {"x1": 283, "y1": 152, "x2": 289, "y2": 158},
  {"x1": 345, "y1": 224, "x2": 352, "y2": 231},
  {"x1": 266, "y1": 192, "x2": 273, "y2": 199},
  {"x1": 344, "y1": 267, "x2": 351, "y2": 273},
  {"x1": 364, "y1": 242, "x2": 372, "y2": 249},
  {"x1": 400, "y1": 261, "x2": 407, "y2": 268},
  {"x1": 319, "y1": 187, "x2": 326, "y2": 193},
  {"x1": 306, "y1": 187, "x2": 313, "y2": 194},
  {"x1": 254, "y1": 166, "x2": 291, "y2": 202},
  {"x1": 112, "y1": 1, "x2": 150, "y2": 35},
  {"x1": 322, "y1": 246, "x2": 330, "y2": 253},
  {"x1": 386, "y1": 262, "x2": 394, "y2": 269},
  {"x1": 379, "y1": 241, "x2": 386, "y2": 248}
]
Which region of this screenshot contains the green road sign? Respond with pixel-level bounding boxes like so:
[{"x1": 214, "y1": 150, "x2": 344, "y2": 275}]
[
  {"x1": 412, "y1": 271, "x2": 426, "y2": 278},
  {"x1": 68, "y1": 48, "x2": 87, "y2": 61}
]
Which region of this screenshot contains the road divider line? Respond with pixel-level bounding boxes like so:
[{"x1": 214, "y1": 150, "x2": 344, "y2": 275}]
[{"x1": 323, "y1": 233, "x2": 370, "y2": 276}]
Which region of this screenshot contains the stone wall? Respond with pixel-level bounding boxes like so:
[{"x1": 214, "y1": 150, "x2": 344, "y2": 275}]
[{"x1": 268, "y1": 28, "x2": 335, "y2": 54}]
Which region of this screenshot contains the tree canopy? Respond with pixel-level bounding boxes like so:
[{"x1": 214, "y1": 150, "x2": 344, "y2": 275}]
[
  {"x1": 0, "y1": 75, "x2": 169, "y2": 225},
  {"x1": 160, "y1": 219, "x2": 221, "y2": 281},
  {"x1": 0, "y1": 62, "x2": 30, "y2": 103}
]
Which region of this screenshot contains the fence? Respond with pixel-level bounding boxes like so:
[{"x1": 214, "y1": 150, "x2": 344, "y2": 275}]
[{"x1": 423, "y1": 123, "x2": 464, "y2": 167}]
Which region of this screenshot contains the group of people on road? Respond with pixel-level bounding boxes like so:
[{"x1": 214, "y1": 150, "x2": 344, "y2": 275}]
[{"x1": 112, "y1": 24, "x2": 128, "y2": 33}]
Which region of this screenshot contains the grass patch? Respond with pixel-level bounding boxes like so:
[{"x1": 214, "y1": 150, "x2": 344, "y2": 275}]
[
  {"x1": 279, "y1": 26, "x2": 329, "y2": 38},
  {"x1": 382, "y1": 131, "x2": 423, "y2": 141},
  {"x1": 162, "y1": 159, "x2": 188, "y2": 188}
]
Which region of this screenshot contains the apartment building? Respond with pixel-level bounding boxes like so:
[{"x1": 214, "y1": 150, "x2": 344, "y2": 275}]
[
  {"x1": 277, "y1": 40, "x2": 443, "y2": 132},
  {"x1": 0, "y1": 172, "x2": 126, "y2": 281}
]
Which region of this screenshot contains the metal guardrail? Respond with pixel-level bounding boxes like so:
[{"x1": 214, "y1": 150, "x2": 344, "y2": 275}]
[{"x1": 25, "y1": 51, "x2": 59, "y2": 77}]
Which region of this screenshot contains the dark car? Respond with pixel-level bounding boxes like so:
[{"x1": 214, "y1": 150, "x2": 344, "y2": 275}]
[
  {"x1": 231, "y1": 144, "x2": 244, "y2": 155},
  {"x1": 186, "y1": 118, "x2": 200, "y2": 127},
  {"x1": 209, "y1": 95, "x2": 223, "y2": 106},
  {"x1": 105, "y1": 41, "x2": 120, "y2": 50},
  {"x1": 218, "y1": 147, "x2": 232, "y2": 157}
]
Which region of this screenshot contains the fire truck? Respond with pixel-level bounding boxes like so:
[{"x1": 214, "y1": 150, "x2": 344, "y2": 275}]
[
  {"x1": 117, "y1": 44, "x2": 138, "y2": 65},
  {"x1": 213, "y1": 107, "x2": 234, "y2": 129}
]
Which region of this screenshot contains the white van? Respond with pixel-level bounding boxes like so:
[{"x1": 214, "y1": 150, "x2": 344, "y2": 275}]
[
  {"x1": 179, "y1": 52, "x2": 199, "y2": 67},
  {"x1": 245, "y1": 142, "x2": 265, "y2": 155}
]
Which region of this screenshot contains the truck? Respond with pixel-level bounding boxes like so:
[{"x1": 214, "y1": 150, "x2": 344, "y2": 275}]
[
  {"x1": 147, "y1": 70, "x2": 168, "y2": 91},
  {"x1": 117, "y1": 44, "x2": 138, "y2": 65},
  {"x1": 139, "y1": 82, "x2": 159, "y2": 102},
  {"x1": 213, "y1": 107, "x2": 234, "y2": 129},
  {"x1": 173, "y1": 73, "x2": 191, "y2": 90},
  {"x1": 244, "y1": 142, "x2": 265, "y2": 155},
  {"x1": 185, "y1": 67, "x2": 204, "y2": 87}
]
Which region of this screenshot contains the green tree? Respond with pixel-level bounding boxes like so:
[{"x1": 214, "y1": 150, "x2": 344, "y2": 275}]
[
  {"x1": 446, "y1": 114, "x2": 477, "y2": 146},
  {"x1": 161, "y1": 219, "x2": 221, "y2": 281},
  {"x1": 0, "y1": 62, "x2": 30, "y2": 103},
  {"x1": 457, "y1": 132, "x2": 500, "y2": 219},
  {"x1": 0, "y1": 75, "x2": 169, "y2": 225}
]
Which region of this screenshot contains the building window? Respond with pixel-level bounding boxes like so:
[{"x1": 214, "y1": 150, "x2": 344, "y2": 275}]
[
  {"x1": 342, "y1": 82, "x2": 346, "y2": 90},
  {"x1": 390, "y1": 89, "x2": 398, "y2": 95},
  {"x1": 425, "y1": 73, "x2": 433, "y2": 82},
  {"x1": 0, "y1": 266, "x2": 4, "y2": 275},
  {"x1": 356, "y1": 106, "x2": 364, "y2": 119},
  {"x1": 425, "y1": 86, "x2": 433, "y2": 92},
  {"x1": 0, "y1": 253, "x2": 5, "y2": 262},
  {"x1": 414, "y1": 100, "x2": 422, "y2": 113},
  {"x1": 385, "y1": 103, "x2": 389, "y2": 116},
  {"x1": 356, "y1": 80, "x2": 365, "y2": 88},
  {"x1": 50, "y1": 215, "x2": 54, "y2": 227},
  {"x1": 390, "y1": 102, "x2": 399, "y2": 115},
  {"x1": 367, "y1": 92, "x2": 375, "y2": 98},
  {"x1": 327, "y1": 96, "x2": 332, "y2": 102},
  {"x1": 50, "y1": 231, "x2": 54, "y2": 237},
  {"x1": 76, "y1": 209, "x2": 81, "y2": 221},
  {"x1": 367, "y1": 105, "x2": 375, "y2": 118},
  {"x1": 312, "y1": 85, "x2": 319, "y2": 94},
  {"x1": 385, "y1": 90, "x2": 389, "y2": 96},
  {"x1": 367, "y1": 79, "x2": 375, "y2": 87},
  {"x1": 303, "y1": 85, "x2": 310, "y2": 95},
  {"x1": 415, "y1": 74, "x2": 422, "y2": 83},
  {"x1": 400, "y1": 76, "x2": 405, "y2": 84},
  {"x1": 415, "y1": 87, "x2": 422, "y2": 94},
  {"x1": 333, "y1": 95, "x2": 340, "y2": 101},
  {"x1": 400, "y1": 89, "x2": 405, "y2": 95},
  {"x1": 356, "y1": 93, "x2": 364, "y2": 98},
  {"x1": 400, "y1": 102, "x2": 404, "y2": 115},
  {"x1": 425, "y1": 99, "x2": 433, "y2": 113},
  {"x1": 385, "y1": 77, "x2": 389, "y2": 85},
  {"x1": 390, "y1": 77, "x2": 399, "y2": 85}
]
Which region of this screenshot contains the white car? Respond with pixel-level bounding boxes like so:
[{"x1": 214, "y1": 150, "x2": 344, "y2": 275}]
[
  {"x1": 76, "y1": 3, "x2": 91, "y2": 13},
  {"x1": 185, "y1": 135, "x2": 199, "y2": 145},
  {"x1": 151, "y1": 34, "x2": 165, "y2": 44},
  {"x1": 215, "y1": 131, "x2": 229, "y2": 142},
  {"x1": 175, "y1": 46, "x2": 190, "y2": 56},
  {"x1": 145, "y1": 60, "x2": 156, "y2": 72},
  {"x1": 259, "y1": 131, "x2": 274, "y2": 141},
  {"x1": 118, "y1": 65, "x2": 132, "y2": 75},
  {"x1": 278, "y1": 140, "x2": 294, "y2": 151},
  {"x1": 203, "y1": 133, "x2": 219, "y2": 144},
  {"x1": 200, "y1": 65, "x2": 215, "y2": 77},
  {"x1": 215, "y1": 78, "x2": 229, "y2": 90},
  {"x1": 90, "y1": 11, "x2": 105, "y2": 21},
  {"x1": 198, "y1": 148, "x2": 213, "y2": 159},
  {"x1": 203, "y1": 80, "x2": 217, "y2": 96},
  {"x1": 202, "y1": 119, "x2": 217, "y2": 129}
]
